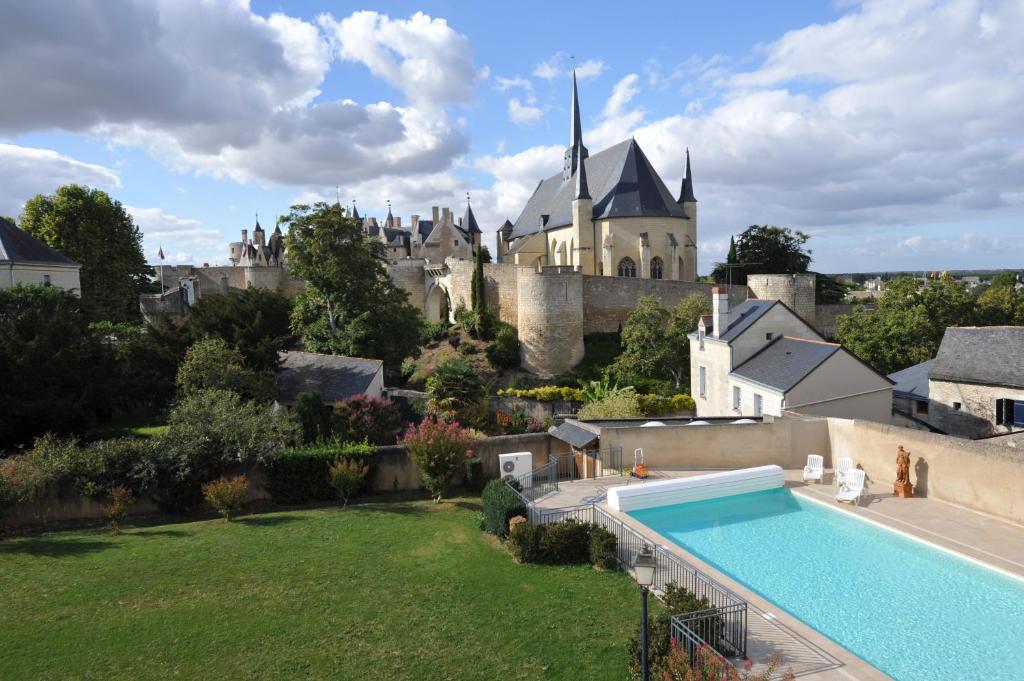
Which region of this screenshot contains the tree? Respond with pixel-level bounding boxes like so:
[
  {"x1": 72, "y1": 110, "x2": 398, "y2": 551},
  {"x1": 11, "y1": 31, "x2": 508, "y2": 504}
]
[
  {"x1": 182, "y1": 288, "x2": 292, "y2": 371},
  {"x1": 726, "y1": 236, "x2": 737, "y2": 265},
  {"x1": 91, "y1": 320, "x2": 187, "y2": 416},
  {"x1": 293, "y1": 391, "x2": 334, "y2": 444},
  {"x1": 836, "y1": 274, "x2": 977, "y2": 374},
  {"x1": 977, "y1": 278, "x2": 1024, "y2": 326},
  {"x1": 175, "y1": 338, "x2": 274, "y2": 402},
  {"x1": 479, "y1": 245, "x2": 493, "y2": 264},
  {"x1": 0, "y1": 284, "x2": 104, "y2": 449},
  {"x1": 471, "y1": 244, "x2": 486, "y2": 313},
  {"x1": 284, "y1": 202, "x2": 421, "y2": 378},
  {"x1": 711, "y1": 226, "x2": 811, "y2": 286},
  {"x1": 612, "y1": 295, "x2": 710, "y2": 390},
  {"x1": 20, "y1": 185, "x2": 151, "y2": 323},
  {"x1": 426, "y1": 358, "x2": 488, "y2": 426}
]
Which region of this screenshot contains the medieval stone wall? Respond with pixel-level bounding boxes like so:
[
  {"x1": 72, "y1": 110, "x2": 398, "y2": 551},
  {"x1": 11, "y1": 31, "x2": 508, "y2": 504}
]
[
  {"x1": 388, "y1": 259, "x2": 429, "y2": 315},
  {"x1": 814, "y1": 303, "x2": 855, "y2": 340},
  {"x1": 516, "y1": 269, "x2": 585, "y2": 376},
  {"x1": 747, "y1": 273, "x2": 817, "y2": 326},
  {"x1": 581, "y1": 276, "x2": 747, "y2": 333}
]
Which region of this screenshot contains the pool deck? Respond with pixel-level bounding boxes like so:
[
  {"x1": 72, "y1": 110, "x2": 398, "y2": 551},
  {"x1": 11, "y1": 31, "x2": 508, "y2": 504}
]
[{"x1": 535, "y1": 469, "x2": 1024, "y2": 680}]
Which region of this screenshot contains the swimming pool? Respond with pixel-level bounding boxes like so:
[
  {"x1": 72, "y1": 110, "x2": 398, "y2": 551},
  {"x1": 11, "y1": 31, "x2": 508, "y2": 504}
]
[{"x1": 628, "y1": 487, "x2": 1024, "y2": 681}]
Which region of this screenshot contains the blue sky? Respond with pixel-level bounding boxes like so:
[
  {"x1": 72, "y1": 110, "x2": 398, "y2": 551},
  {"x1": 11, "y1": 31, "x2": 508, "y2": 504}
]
[{"x1": 1, "y1": 0, "x2": 1022, "y2": 273}]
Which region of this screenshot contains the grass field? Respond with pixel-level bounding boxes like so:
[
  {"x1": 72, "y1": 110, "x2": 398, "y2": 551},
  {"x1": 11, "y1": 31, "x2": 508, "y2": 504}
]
[{"x1": 0, "y1": 499, "x2": 645, "y2": 680}]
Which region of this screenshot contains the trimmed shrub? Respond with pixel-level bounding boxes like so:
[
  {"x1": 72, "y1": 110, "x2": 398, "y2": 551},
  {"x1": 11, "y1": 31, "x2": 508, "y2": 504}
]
[
  {"x1": 293, "y1": 391, "x2": 333, "y2": 444},
  {"x1": 73, "y1": 437, "x2": 158, "y2": 498},
  {"x1": 485, "y1": 324, "x2": 520, "y2": 370},
  {"x1": 104, "y1": 486, "x2": 135, "y2": 532},
  {"x1": 589, "y1": 525, "x2": 618, "y2": 569},
  {"x1": 401, "y1": 417, "x2": 478, "y2": 501},
  {"x1": 481, "y1": 478, "x2": 527, "y2": 537},
  {"x1": 333, "y1": 396, "x2": 402, "y2": 446},
  {"x1": 508, "y1": 521, "x2": 545, "y2": 563},
  {"x1": 328, "y1": 458, "x2": 369, "y2": 507},
  {"x1": 538, "y1": 519, "x2": 591, "y2": 564},
  {"x1": 637, "y1": 393, "x2": 696, "y2": 416},
  {"x1": 578, "y1": 390, "x2": 643, "y2": 419},
  {"x1": 627, "y1": 581, "x2": 720, "y2": 677},
  {"x1": 202, "y1": 474, "x2": 249, "y2": 521},
  {"x1": 264, "y1": 441, "x2": 375, "y2": 504},
  {"x1": 497, "y1": 385, "x2": 584, "y2": 402},
  {"x1": 458, "y1": 342, "x2": 479, "y2": 355}
]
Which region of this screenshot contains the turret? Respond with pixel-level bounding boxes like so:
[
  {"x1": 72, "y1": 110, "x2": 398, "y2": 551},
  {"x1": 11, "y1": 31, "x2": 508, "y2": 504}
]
[
  {"x1": 571, "y1": 153, "x2": 594, "y2": 273},
  {"x1": 462, "y1": 196, "x2": 482, "y2": 249}
]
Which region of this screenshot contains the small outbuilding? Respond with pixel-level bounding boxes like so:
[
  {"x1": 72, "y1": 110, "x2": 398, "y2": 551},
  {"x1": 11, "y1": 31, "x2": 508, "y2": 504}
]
[{"x1": 276, "y1": 351, "x2": 384, "y2": 407}]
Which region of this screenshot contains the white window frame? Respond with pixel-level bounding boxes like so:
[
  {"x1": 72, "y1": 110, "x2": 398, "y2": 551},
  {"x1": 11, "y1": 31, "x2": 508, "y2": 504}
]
[
  {"x1": 732, "y1": 386, "x2": 741, "y2": 411},
  {"x1": 699, "y1": 366, "x2": 706, "y2": 399}
]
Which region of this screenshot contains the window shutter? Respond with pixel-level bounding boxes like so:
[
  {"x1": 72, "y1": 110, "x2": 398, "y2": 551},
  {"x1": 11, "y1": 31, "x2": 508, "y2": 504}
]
[
  {"x1": 996, "y1": 399, "x2": 1005, "y2": 425},
  {"x1": 1014, "y1": 400, "x2": 1024, "y2": 428}
]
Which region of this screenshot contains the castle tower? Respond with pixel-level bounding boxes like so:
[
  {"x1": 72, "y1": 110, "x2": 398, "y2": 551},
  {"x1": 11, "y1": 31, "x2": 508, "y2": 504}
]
[
  {"x1": 676, "y1": 148, "x2": 698, "y2": 281},
  {"x1": 562, "y1": 70, "x2": 589, "y2": 181},
  {"x1": 462, "y1": 197, "x2": 482, "y2": 251},
  {"x1": 747, "y1": 273, "x2": 817, "y2": 327},
  {"x1": 516, "y1": 268, "x2": 584, "y2": 376},
  {"x1": 497, "y1": 219, "x2": 514, "y2": 261},
  {"x1": 571, "y1": 146, "x2": 594, "y2": 273}
]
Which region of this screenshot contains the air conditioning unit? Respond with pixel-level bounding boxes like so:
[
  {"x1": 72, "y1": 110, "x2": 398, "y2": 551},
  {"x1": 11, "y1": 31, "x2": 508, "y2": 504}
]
[{"x1": 498, "y1": 452, "x2": 533, "y2": 480}]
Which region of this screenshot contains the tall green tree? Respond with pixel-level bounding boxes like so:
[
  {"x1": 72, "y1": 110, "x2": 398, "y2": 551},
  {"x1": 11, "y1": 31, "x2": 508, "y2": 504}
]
[
  {"x1": 175, "y1": 338, "x2": 274, "y2": 403},
  {"x1": 726, "y1": 236, "x2": 737, "y2": 265},
  {"x1": 711, "y1": 225, "x2": 811, "y2": 286},
  {"x1": 976, "y1": 277, "x2": 1024, "y2": 325},
  {"x1": 836, "y1": 274, "x2": 977, "y2": 374},
  {"x1": 612, "y1": 294, "x2": 711, "y2": 391},
  {"x1": 182, "y1": 288, "x2": 292, "y2": 371},
  {"x1": 471, "y1": 245, "x2": 486, "y2": 313},
  {"x1": 20, "y1": 185, "x2": 151, "y2": 323},
  {"x1": 283, "y1": 202, "x2": 421, "y2": 378}
]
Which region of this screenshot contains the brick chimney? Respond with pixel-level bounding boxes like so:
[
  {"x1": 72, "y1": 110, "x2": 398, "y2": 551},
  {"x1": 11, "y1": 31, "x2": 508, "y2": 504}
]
[{"x1": 712, "y1": 287, "x2": 730, "y2": 339}]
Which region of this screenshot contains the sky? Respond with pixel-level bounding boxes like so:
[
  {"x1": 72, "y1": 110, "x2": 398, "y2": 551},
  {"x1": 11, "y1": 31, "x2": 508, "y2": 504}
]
[{"x1": 1, "y1": 0, "x2": 1022, "y2": 274}]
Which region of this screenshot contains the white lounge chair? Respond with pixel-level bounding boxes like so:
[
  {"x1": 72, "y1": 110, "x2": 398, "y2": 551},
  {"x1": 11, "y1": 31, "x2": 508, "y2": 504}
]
[
  {"x1": 836, "y1": 469, "x2": 866, "y2": 506},
  {"x1": 802, "y1": 455, "x2": 824, "y2": 483},
  {"x1": 834, "y1": 457, "x2": 854, "y2": 487}
]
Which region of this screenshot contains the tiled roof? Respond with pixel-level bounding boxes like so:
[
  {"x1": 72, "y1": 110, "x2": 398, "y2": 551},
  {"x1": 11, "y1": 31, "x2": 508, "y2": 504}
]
[
  {"x1": 888, "y1": 359, "x2": 934, "y2": 399},
  {"x1": 930, "y1": 327, "x2": 1024, "y2": 389},
  {"x1": 730, "y1": 337, "x2": 842, "y2": 393},
  {"x1": 509, "y1": 138, "x2": 687, "y2": 240},
  {"x1": 0, "y1": 217, "x2": 79, "y2": 266},
  {"x1": 276, "y1": 351, "x2": 382, "y2": 404}
]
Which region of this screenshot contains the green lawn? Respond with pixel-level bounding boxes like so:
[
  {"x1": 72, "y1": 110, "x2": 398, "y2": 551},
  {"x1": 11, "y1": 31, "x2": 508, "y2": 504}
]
[{"x1": 0, "y1": 500, "x2": 645, "y2": 680}]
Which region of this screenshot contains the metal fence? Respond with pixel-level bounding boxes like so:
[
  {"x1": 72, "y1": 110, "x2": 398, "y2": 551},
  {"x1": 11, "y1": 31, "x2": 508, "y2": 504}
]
[
  {"x1": 513, "y1": 459, "x2": 559, "y2": 502},
  {"x1": 505, "y1": 482, "x2": 749, "y2": 660},
  {"x1": 548, "y1": 446, "x2": 623, "y2": 483},
  {"x1": 670, "y1": 610, "x2": 733, "y2": 665}
]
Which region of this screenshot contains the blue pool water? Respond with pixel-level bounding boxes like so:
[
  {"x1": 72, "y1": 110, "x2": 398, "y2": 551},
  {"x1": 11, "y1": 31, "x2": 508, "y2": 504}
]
[{"x1": 628, "y1": 488, "x2": 1024, "y2": 681}]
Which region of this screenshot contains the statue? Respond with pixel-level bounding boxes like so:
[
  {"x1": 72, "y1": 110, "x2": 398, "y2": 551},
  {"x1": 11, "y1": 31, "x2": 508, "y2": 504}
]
[{"x1": 894, "y1": 445, "x2": 913, "y2": 498}]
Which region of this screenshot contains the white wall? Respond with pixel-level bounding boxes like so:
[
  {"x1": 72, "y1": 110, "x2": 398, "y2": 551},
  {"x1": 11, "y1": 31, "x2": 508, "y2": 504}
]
[
  {"x1": 785, "y1": 351, "x2": 893, "y2": 423},
  {"x1": 730, "y1": 305, "x2": 822, "y2": 366},
  {"x1": 1, "y1": 263, "x2": 81, "y2": 295}
]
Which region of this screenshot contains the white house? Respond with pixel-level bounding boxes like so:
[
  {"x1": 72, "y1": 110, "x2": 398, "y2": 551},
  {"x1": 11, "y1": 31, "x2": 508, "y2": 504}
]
[
  {"x1": 0, "y1": 217, "x2": 82, "y2": 294},
  {"x1": 690, "y1": 288, "x2": 893, "y2": 422}
]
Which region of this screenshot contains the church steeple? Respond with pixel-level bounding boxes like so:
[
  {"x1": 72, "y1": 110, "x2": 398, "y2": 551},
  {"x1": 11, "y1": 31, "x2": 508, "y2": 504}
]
[
  {"x1": 678, "y1": 148, "x2": 697, "y2": 203},
  {"x1": 563, "y1": 70, "x2": 589, "y2": 182}
]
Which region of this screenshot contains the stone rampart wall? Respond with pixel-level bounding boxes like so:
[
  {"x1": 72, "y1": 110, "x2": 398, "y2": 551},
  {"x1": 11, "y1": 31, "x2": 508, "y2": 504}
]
[{"x1": 582, "y1": 277, "x2": 747, "y2": 333}]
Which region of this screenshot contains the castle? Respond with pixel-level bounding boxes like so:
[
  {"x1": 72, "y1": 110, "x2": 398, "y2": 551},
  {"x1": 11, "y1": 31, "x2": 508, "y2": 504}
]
[{"x1": 142, "y1": 75, "x2": 850, "y2": 377}]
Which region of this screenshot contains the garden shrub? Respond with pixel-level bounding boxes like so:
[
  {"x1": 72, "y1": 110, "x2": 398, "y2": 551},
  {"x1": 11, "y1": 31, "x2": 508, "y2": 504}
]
[
  {"x1": 153, "y1": 389, "x2": 297, "y2": 513},
  {"x1": 538, "y1": 519, "x2": 591, "y2": 564},
  {"x1": 589, "y1": 525, "x2": 618, "y2": 569},
  {"x1": 508, "y1": 521, "x2": 545, "y2": 563},
  {"x1": 497, "y1": 386, "x2": 584, "y2": 402},
  {"x1": 627, "y1": 581, "x2": 721, "y2": 677},
  {"x1": 578, "y1": 390, "x2": 643, "y2": 419},
  {"x1": 653, "y1": 644, "x2": 793, "y2": 681},
  {"x1": 328, "y1": 458, "x2": 369, "y2": 507},
  {"x1": 485, "y1": 324, "x2": 520, "y2": 370},
  {"x1": 458, "y1": 342, "x2": 479, "y2": 355},
  {"x1": 202, "y1": 474, "x2": 249, "y2": 521},
  {"x1": 420, "y1": 320, "x2": 449, "y2": 344},
  {"x1": 400, "y1": 358, "x2": 418, "y2": 383},
  {"x1": 481, "y1": 478, "x2": 527, "y2": 537},
  {"x1": 401, "y1": 417, "x2": 478, "y2": 501},
  {"x1": 637, "y1": 393, "x2": 696, "y2": 416},
  {"x1": 426, "y1": 358, "x2": 488, "y2": 426},
  {"x1": 332, "y1": 396, "x2": 402, "y2": 446},
  {"x1": 103, "y1": 485, "x2": 135, "y2": 532},
  {"x1": 264, "y1": 441, "x2": 375, "y2": 504},
  {"x1": 175, "y1": 338, "x2": 274, "y2": 402},
  {"x1": 73, "y1": 437, "x2": 158, "y2": 498}
]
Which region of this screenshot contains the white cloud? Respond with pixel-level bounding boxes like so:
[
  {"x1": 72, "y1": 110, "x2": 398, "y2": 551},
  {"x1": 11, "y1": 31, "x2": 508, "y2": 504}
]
[
  {"x1": 508, "y1": 98, "x2": 544, "y2": 125},
  {"x1": 494, "y1": 76, "x2": 533, "y2": 92},
  {"x1": 128, "y1": 205, "x2": 225, "y2": 265},
  {"x1": 0, "y1": 143, "x2": 121, "y2": 217},
  {"x1": 533, "y1": 53, "x2": 604, "y2": 81},
  {"x1": 0, "y1": 4, "x2": 472, "y2": 188}
]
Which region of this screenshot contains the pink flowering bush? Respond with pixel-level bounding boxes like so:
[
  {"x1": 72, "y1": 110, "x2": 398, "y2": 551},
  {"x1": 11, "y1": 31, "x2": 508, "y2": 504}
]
[{"x1": 401, "y1": 417, "x2": 478, "y2": 502}]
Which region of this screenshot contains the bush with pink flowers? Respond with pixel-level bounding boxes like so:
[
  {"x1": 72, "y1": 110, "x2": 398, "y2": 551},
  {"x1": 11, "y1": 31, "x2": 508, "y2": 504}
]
[{"x1": 401, "y1": 417, "x2": 478, "y2": 501}]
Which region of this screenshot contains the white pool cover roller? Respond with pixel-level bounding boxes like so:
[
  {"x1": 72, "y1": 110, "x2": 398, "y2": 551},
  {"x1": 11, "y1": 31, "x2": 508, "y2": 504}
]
[{"x1": 607, "y1": 465, "x2": 785, "y2": 512}]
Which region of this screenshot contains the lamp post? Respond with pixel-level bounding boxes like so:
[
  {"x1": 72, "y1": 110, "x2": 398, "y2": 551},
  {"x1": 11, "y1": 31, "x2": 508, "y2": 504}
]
[{"x1": 633, "y1": 544, "x2": 657, "y2": 681}]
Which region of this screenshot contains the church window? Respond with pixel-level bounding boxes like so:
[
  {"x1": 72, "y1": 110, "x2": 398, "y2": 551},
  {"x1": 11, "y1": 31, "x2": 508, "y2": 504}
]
[
  {"x1": 617, "y1": 257, "x2": 637, "y2": 278},
  {"x1": 650, "y1": 257, "x2": 664, "y2": 280}
]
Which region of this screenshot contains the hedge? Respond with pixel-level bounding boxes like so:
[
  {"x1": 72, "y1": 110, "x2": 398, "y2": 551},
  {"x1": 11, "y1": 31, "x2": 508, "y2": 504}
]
[
  {"x1": 507, "y1": 519, "x2": 618, "y2": 567},
  {"x1": 263, "y1": 441, "x2": 375, "y2": 504},
  {"x1": 481, "y1": 478, "x2": 527, "y2": 537}
]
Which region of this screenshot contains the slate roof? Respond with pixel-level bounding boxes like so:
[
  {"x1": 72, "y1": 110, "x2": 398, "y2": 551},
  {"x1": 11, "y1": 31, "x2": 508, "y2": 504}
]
[
  {"x1": 548, "y1": 420, "x2": 599, "y2": 449},
  {"x1": 714, "y1": 300, "x2": 777, "y2": 342},
  {"x1": 462, "y1": 204, "x2": 482, "y2": 234},
  {"x1": 930, "y1": 327, "x2": 1024, "y2": 389},
  {"x1": 730, "y1": 336, "x2": 842, "y2": 393},
  {"x1": 276, "y1": 351, "x2": 383, "y2": 404},
  {"x1": 0, "y1": 217, "x2": 79, "y2": 265},
  {"x1": 509, "y1": 138, "x2": 688, "y2": 240},
  {"x1": 417, "y1": 219, "x2": 434, "y2": 239},
  {"x1": 888, "y1": 359, "x2": 934, "y2": 399}
]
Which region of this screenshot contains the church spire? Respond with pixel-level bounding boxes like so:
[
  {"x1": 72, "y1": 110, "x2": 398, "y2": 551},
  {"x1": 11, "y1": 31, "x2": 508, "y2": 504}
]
[
  {"x1": 678, "y1": 148, "x2": 697, "y2": 203},
  {"x1": 563, "y1": 69, "x2": 589, "y2": 181}
]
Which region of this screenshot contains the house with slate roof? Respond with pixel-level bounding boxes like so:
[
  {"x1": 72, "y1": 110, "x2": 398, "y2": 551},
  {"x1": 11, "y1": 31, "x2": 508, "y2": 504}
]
[
  {"x1": 927, "y1": 327, "x2": 1024, "y2": 438},
  {"x1": 0, "y1": 217, "x2": 82, "y2": 294},
  {"x1": 276, "y1": 350, "x2": 384, "y2": 407},
  {"x1": 690, "y1": 288, "x2": 893, "y2": 422},
  {"x1": 496, "y1": 71, "x2": 698, "y2": 281}
]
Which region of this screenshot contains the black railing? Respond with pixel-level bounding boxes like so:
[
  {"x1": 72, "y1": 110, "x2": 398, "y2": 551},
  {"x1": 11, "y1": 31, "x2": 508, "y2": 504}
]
[
  {"x1": 506, "y1": 485, "x2": 749, "y2": 660},
  {"x1": 512, "y1": 459, "x2": 559, "y2": 502},
  {"x1": 670, "y1": 611, "x2": 733, "y2": 665},
  {"x1": 548, "y1": 446, "x2": 623, "y2": 482}
]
